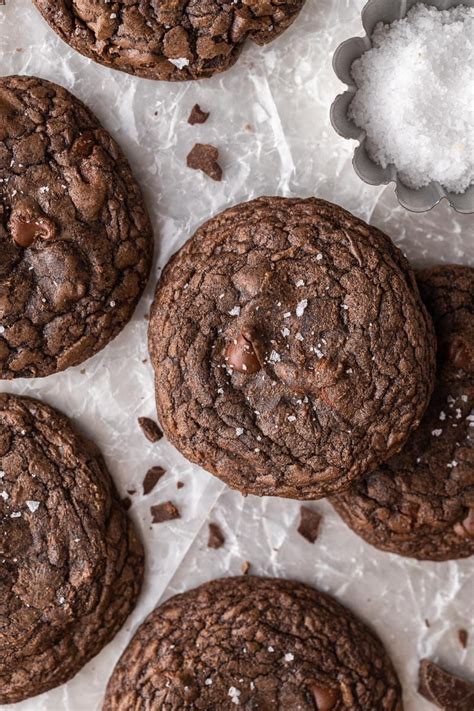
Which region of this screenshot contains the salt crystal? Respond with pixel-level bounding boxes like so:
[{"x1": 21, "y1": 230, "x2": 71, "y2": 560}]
[
  {"x1": 349, "y1": 5, "x2": 474, "y2": 193},
  {"x1": 296, "y1": 299, "x2": 308, "y2": 317},
  {"x1": 228, "y1": 306, "x2": 241, "y2": 316},
  {"x1": 26, "y1": 500, "x2": 40, "y2": 512},
  {"x1": 235, "y1": 427, "x2": 244, "y2": 436},
  {"x1": 431, "y1": 429, "x2": 443, "y2": 437},
  {"x1": 169, "y1": 57, "x2": 189, "y2": 70},
  {"x1": 228, "y1": 687, "x2": 241, "y2": 705},
  {"x1": 284, "y1": 653, "x2": 294, "y2": 662}
]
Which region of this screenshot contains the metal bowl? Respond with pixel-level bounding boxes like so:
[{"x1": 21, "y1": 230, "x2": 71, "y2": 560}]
[{"x1": 330, "y1": 0, "x2": 474, "y2": 214}]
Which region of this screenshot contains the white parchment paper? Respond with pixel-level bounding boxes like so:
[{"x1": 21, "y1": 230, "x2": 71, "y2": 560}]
[{"x1": 0, "y1": 1, "x2": 473, "y2": 709}]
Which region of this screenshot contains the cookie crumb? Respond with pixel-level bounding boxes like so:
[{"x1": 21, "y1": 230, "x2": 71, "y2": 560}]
[
  {"x1": 418, "y1": 659, "x2": 474, "y2": 707},
  {"x1": 143, "y1": 466, "x2": 166, "y2": 495},
  {"x1": 138, "y1": 417, "x2": 163, "y2": 443},
  {"x1": 186, "y1": 143, "x2": 222, "y2": 181},
  {"x1": 208, "y1": 522, "x2": 225, "y2": 549},
  {"x1": 458, "y1": 629, "x2": 469, "y2": 648},
  {"x1": 151, "y1": 501, "x2": 180, "y2": 524},
  {"x1": 297, "y1": 506, "x2": 322, "y2": 544},
  {"x1": 241, "y1": 561, "x2": 250, "y2": 575},
  {"x1": 188, "y1": 104, "x2": 209, "y2": 125}
]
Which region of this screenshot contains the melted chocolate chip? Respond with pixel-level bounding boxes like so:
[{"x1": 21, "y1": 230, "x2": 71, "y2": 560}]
[
  {"x1": 226, "y1": 332, "x2": 261, "y2": 373},
  {"x1": 9, "y1": 201, "x2": 56, "y2": 248},
  {"x1": 310, "y1": 685, "x2": 340, "y2": 710}
]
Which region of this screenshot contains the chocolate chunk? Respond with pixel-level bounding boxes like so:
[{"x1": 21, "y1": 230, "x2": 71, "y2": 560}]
[
  {"x1": 458, "y1": 629, "x2": 468, "y2": 649},
  {"x1": 177, "y1": 481, "x2": 184, "y2": 489},
  {"x1": 207, "y1": 522, "x2": 225, "y2": 549},
  {"x1": 297, "y1": 506, "x2": 322, "y2": 544},
  {"x1": 225, "y1": 332, "x2": 261, "y2": 373},
  {"x1": 151, "y1": 501, "x2": 180, "y2": 524},
  {"x1": 418, "y1": 659, "x2": 474, "y2": 710},
  {"x1": 186, "y1": 143, "x2": 222, "y2": 181},
  {"x1": 188, "y1": 104, "x2": 209, "y2": 125},
  {"x1": 310, "y1": 685, "x2": 340, "y2": 710},
  {"x1": 138, "y1": 417, "x2": 163, "y2": 443},
  {"x1": 143, "y1": 466, "x2": 166, "y2": 495}
]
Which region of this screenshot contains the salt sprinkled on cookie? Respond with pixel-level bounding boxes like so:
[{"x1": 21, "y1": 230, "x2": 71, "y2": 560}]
[{"x1": 350, "y1": 4, "x2": 474, "y2": 193}]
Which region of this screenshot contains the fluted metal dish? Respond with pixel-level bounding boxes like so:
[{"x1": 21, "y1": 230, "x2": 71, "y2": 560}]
[{"x1": 330, "y1": 0, "x2": 474, "y2": 213}]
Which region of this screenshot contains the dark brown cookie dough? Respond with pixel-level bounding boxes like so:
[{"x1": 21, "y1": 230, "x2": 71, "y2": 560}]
[
  {"x1": 0, "y1": 75, "x2": 153, "y2": 379},
  {"x1": 331, "y1": 265, "x2": 474, "y2": 561},
  {"x1": 33, "y1": 0, "x2": 306, "y2": 82},
  {"x1": 0, "y1": 393, "x2": 144, "y2": 704},
  {"x1": 103, "y1": 576, "x2": 403, "y2": 710},
  {"x1": 148, "y1": 196, "x2": 436, "y2": 499}
]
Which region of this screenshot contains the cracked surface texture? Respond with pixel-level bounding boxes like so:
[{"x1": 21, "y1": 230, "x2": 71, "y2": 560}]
[
  {"x1": 0, "y1": 75, "x2": 153, "y2": 379},
  {"x1": 0, "y1": 393, "x2": 144, "y2": 704},
  {"x1": 331, "y1": 265, "x2": 474, "y2": 561},
  {"x1": 33, "y1": 0, "x2": 305, "y2": 81},
  {"x1": 103, "y1": 575, "x2": 403, "y2": 710},
  {"x1": 149, "y1": 196, "x2": 436, "y2": 499}
]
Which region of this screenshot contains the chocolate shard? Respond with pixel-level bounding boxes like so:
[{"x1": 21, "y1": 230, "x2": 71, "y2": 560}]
[
  {"x1": 418, "y1": 659, "x2": 474, "y2": 710},
  {"x1": 297, "y1": 506, "x2": 322, "y2": 544},
  {"x1": 138, "y1": 417, "x2": 163, "y2": 443},
  {"x1": 151, "y1": 501, "x2": 180, "y2": 524},
  {"x1": 143, "y1": 466, "x2": 166, "y2": 495},
  {"x1": 186, "y1": 143, "x2": 222, "y2": 181},
  {"x1": 188, "y1": 104, "x2": 210, "y2": 125},
  {"x1": 207, "y1": 522, "x2": 225, "y2": 549}
]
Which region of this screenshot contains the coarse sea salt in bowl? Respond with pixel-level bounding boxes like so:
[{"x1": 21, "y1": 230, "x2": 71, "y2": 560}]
[{"x1": 330, "y1": 0, "x2": 474, "y2": 213}]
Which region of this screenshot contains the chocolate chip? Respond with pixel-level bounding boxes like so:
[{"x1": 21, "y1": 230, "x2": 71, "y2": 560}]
[
  {"x1": 449, "y1": 334, "x2": 473, "y2": 373},
  {"x1": 186, "y1": 143, "x2": 222, "y2": 181},
  {"x1": 143, "y1": 466, "x2": 166, "y2": 495},
  {"x1": 207, "y1": 522, "x2": 225, "y2": 549},
  {"x1": 297, "y1": 506, "x2": 322, "y2": 544},
  {"x1": 458, "y1": 629, "x2": 468, "y2": 649},
  {"x1": 418, "y1": 659, "x2": 474, "y2": 710},
  {"x1": 121, "y1": 497, "x2": 132, "y2": 511},
  {"x1": 151, "y1": 501, "x2": 180, "y2": 524},
  {"x1": 177, "y1": 481, "x2": 184, "y2": 489},
  {"x1": 188, "y1": 104, "x2": 209, "y2": 125},
  {"x1": 225, "y1": 332, "x2": 261, "y2": 374},
  {"x1": 138, "y1": 417, "x2": 163, "y2": 443},
  {"x1": 310, "y1": 684, "x2": 340, "y2": 710},
  {"x1": 9, "y1": 198, "x2": 57, "y2": 248}
]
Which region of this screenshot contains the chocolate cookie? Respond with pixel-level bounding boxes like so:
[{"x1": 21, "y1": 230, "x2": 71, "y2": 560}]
[
  {"x1": 149, "y1": 196, "x2": 436, "y2": 499},
  {"x1": 103, "y1": 576, "x2": 403, "y2": 710},
  {"x1": 331, "y1": 265, "x2": 474, "y2": 561},
  {"x1": 33, "y1": 0, "x2": 305, "y2": 81},
  {"x1": 0, "y1": 393, "x2": 144, "y2": 704},
  {"x1": 0, "y1": 75, "x2": 153, "y2": 379}
]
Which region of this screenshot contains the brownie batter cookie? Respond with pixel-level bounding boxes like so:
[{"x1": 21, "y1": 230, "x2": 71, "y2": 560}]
[
  {"x1": 149, "y1": 196, "x2": 436, "y2": 499},
  {"x1": 0, "y1": 75, "x2": 153, "y2": 379},
  {"x1": 0, "y1": 393, "x2": 144, "y2": 703},
  {"x1": 33, "y1": 0, "x2": 306, "y2": 81},
  {"x1": 331, "y1": 265, "x2": 474, "y2": 561},
  {"x1": 103, "y1": 576, "x2": 403, "y2": 710}
]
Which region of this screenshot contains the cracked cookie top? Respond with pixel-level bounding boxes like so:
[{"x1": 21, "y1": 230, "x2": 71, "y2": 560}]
[
  {"x1": 0, "y1": 393, "x2": 144, "y2": 704},
  {"x1": 149, "y1": 196, "x2": 436, "y2": 499},
  {"x1": 0, "y1": 75, "x2": 153, "y2": 379},
  {"x1": 332, "y1": 265, "x2": 474, "y2": 561},
  {"x1": 103, "y1": 575, "x2": 403, "y2": 710},
  {"x1": 33, "y1": 0, "x2": 306, "y2": 81}
]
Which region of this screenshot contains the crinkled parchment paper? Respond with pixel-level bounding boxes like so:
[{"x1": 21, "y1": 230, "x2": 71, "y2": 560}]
[{"x1": 0, "y1": 1, "x2": 473, "y2": 709}]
